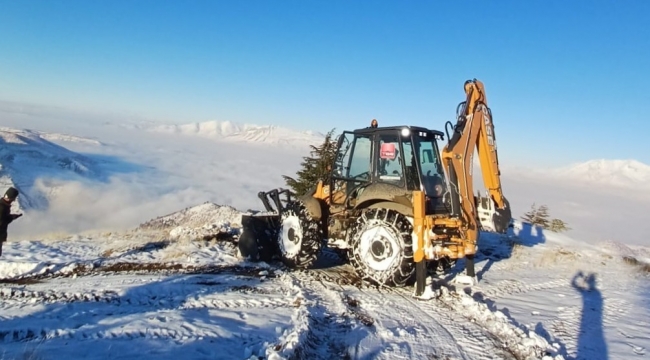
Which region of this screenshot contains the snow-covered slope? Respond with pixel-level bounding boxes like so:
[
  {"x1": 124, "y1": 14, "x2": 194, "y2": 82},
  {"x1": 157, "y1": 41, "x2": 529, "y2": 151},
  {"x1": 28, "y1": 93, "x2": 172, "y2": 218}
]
[
  {"x1": 0, "y1": 206, "x2": 649, "y2": 360},
  {"x1": 39, "y1": 132, "x2": 103, "y2": 146},
  {"x1": 138, "y1": 202, "x2": 243, "y2": 231},
  {"x1": 137, "y1": 202, "x2": 245, "y2": 240},
  {"x1": 549, "y1": 159, "x2": 650, "y2": 190},
  {"x1": 148, "y1": 120, "x2": 325, "y2": 148},
  {"x1": 0, "y1": 127, "x2": 103, "y2": 210}
]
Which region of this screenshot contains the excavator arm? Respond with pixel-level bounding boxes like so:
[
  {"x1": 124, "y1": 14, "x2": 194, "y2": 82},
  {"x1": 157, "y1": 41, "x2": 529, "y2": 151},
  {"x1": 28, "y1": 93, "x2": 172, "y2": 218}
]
[{"x1": 441, "y1": 79, "x2": 511, "y2": 245}]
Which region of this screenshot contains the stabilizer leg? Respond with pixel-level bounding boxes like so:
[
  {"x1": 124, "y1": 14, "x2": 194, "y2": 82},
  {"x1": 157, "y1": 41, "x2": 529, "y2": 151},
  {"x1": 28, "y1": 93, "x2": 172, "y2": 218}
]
[
  {"x1": 415, "y1": 261, "x2": 426, "y2": 297},
  {"x1": 466, "y1": 254, "x2": 475, "y2": 277}
]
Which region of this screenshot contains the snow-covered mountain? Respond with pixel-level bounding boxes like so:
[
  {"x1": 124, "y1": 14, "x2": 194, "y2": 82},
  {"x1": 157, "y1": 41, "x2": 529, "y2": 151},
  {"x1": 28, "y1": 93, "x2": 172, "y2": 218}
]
[
  {"x1": 39, "y1": 132, "x2": 103, "y2": 146},
  {"x1": 549, "y1": 159, "x2": 650, "y2": 189},
  {"x1": 0, "y1": 127, "x2": 103, "y2": 210},
  {"x1": 148, "y1": 120, "x2": 325, "y2": 148}
]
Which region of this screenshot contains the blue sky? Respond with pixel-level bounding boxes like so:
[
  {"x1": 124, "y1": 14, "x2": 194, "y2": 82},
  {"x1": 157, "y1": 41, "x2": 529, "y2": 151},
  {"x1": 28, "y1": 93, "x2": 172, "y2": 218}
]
[{"x1": 1, "y1": 0, "x2": 648, "y2": 167}]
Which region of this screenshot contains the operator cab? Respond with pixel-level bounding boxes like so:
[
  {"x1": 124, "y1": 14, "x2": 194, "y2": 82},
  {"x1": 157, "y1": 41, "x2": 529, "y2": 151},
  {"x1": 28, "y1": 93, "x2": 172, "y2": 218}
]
[{"x1": 331, "y1": 124, "x2": 450, "y2": 214}]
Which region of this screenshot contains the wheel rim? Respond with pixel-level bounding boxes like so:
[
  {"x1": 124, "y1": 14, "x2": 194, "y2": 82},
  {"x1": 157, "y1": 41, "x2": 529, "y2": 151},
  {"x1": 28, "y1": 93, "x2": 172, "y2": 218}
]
[
  {"x1": 357, "y1": 223, "x2": 401, "y2": 272},
  {"x1": 279, "y1": 213, "x2": 302, "y2": 258}
]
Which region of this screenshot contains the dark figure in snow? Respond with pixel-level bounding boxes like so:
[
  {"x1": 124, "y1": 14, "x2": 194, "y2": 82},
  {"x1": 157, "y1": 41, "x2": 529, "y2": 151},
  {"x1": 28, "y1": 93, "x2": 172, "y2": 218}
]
[{"x1": 0, "y1": 187, "x2": 22, "y2": 257}]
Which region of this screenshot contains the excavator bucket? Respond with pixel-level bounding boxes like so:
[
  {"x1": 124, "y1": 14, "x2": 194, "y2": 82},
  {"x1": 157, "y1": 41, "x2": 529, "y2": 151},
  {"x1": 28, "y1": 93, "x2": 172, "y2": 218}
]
[{"x1": 238, "y1": 189, "x2": 293, "y2": 262}]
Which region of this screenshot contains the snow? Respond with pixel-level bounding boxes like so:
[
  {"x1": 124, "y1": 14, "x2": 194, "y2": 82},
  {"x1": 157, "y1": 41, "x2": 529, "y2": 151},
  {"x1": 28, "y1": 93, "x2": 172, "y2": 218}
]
[
  {"x1": 1, "y1": 206, "x2": 648, "y2": 359},
  {"x1": 148, "y1": 120, "x2": 325, "y2": 150},
  {"x1": 38, "y1": 131, "x2": 104, "y2": 146},
  {"x1": 550, "y1": 159, "x2": 650, "y2": 190},
  {"x1": 0, "y1": 111, "x2": 649, "y2": 359},
  {"x1": 498, "y1": 169, "x2": 650, "y2": 246}
]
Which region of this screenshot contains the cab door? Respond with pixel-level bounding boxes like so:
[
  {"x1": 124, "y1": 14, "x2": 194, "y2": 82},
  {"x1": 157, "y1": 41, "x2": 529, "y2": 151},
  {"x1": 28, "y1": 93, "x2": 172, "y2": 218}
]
[{"x1": 330, "y1": 132, "x2": 374, "y2": 207}]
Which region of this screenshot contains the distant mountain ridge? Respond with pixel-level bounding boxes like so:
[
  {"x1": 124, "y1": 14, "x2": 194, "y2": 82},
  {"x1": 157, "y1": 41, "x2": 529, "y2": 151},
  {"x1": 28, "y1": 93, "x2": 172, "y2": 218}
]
[
  {"x1": 0, "y1": 127, "x2": 103, "y2": 210},
  {"x1": 549, "y1": 159, "x2": 650, "y2": 189},
  {"x1": 148, "y1": 120, "x2": 325, "y2": 148}
]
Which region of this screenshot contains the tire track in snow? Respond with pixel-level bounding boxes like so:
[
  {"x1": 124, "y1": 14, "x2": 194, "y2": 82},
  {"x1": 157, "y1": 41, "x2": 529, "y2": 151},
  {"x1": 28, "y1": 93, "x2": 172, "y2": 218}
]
[
  {"x1": 0, "y1": 274, "x2": 292, "y2": 310},
  {"x1": 301, "y1": 266, "x2": 501, "y2": 360},
  {"x1": 301, "y1": 264, "x2": 563, "y2": 359},
  {"x1": 0, "y1": 262, "x2": 271, "y2": 283},
  {"x1": 289, "y1": 276, "x2": 361, "y2": 359},
  {"x1": 374, "y1": 284, "x2": 510, "y2": 360},
  {"x1": 0, "y1": 273, "x2": 300, "y2": 348},
  {"x1": 393, "y1": 289, "x2": 506, "y2": 360},
  {"x1": 415, "y1": 285, "x2": 557, "y2": 360},
  {"x1": 475, "y1": 278, "x2": 568, "y2": 300},
  {"x1": 0, "y1": 286, "x2": 294, "y2": 311},
  {"x1": 266, "y1": 272, "x2": 371, "y2": 360},
  {"x1": 0, "y1": 322, "x2": 225, "y2": 344}
]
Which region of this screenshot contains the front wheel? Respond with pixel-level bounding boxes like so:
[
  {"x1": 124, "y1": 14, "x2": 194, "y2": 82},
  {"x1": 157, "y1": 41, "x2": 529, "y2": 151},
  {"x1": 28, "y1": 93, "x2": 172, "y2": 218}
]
[
  {"x1": 348, "y1": 208, "x2": 415, "y2": 286},
  {"x1": 277, "y1": 200, "x2": 323, "y2": 268}
]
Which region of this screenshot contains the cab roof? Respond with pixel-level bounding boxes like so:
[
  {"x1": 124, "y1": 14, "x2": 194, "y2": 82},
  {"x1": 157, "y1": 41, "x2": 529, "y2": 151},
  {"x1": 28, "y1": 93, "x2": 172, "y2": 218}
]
[{"x1": 351, "y1": 125, "x2": 445, "y2": 138}]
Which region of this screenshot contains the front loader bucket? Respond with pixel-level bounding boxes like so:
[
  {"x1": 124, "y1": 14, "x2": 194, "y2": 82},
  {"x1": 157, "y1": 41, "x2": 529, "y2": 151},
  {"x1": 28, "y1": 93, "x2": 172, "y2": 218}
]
[
  {"x1": 239, "y1": 213, "x2": 280, "y2": 262},
  {"x1": 238, "y1": 188, "x2": 295, "y2": 262}
]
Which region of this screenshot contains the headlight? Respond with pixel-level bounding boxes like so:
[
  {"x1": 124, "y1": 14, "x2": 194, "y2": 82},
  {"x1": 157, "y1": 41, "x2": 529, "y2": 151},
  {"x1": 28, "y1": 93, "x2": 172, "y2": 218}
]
[{"x1": 401, "y1": 128, "x2": 410, "y2": 137}]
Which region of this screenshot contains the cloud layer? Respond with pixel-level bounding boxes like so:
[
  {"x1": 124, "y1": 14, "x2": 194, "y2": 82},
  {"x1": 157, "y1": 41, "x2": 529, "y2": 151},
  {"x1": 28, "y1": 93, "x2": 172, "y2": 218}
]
[{"x1": 2, "y1": 107, "x2": 649, "y2": 246}]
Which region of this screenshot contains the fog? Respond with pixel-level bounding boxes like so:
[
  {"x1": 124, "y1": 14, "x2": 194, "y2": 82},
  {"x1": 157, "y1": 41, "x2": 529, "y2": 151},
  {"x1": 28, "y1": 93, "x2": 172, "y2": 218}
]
[
  {"x1": 499, "y1": 172, "x2": 650, "y2": 246},
  {"x1": 2, "y1": 106, "x2": 649, "y2": 246},
  {"x1": 2, "y1": 112, "x2": 305, "y2": 239}
]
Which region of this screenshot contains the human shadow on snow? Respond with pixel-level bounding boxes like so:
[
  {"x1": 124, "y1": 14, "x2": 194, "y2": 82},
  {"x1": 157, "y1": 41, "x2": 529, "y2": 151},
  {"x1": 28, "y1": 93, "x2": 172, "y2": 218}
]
[
  {"x1": 468, "y1": 270, "x2": 608, "y2": 360},
  {"x1": 571, "y1": 271, "x2": 608, "y2": 360}
]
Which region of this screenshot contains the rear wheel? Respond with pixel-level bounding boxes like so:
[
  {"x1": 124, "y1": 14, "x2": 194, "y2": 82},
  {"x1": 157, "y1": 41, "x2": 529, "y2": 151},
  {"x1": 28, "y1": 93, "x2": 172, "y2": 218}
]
[
  {"x1": 277, "y1": 200, "x2": 323, "y2": 268},
  {"x1": 348, "y1": 208, "x2": 415, "y2": 286}
]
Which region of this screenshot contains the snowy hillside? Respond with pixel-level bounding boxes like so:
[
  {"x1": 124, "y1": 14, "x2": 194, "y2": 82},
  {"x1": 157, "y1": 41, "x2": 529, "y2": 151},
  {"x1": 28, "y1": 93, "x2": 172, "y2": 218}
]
[
  {"x1": 39, "y1": 132, "x2": 103, "y2": 146},
  {"x1": 148, "y1": 120, "x2": 325, "y2": 149},
  {"x1": 0, "y1": 127, "x2": 104, "y2": 210},
  {"x1": 138, "y1": 202, "x2": 245, "y2": 241},
  {"x1": 549, "y1": 159, "x2": 650, "y2": 190},
  {"x1": 0, "y1": 202, "x2": 648, "y2": 360}
]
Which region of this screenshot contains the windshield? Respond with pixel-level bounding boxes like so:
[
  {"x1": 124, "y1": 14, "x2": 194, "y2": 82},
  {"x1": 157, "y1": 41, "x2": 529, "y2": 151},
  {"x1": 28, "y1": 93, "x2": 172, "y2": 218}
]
[{"x1": 376, "y1": 132, "x2": 419, "y2": 190}]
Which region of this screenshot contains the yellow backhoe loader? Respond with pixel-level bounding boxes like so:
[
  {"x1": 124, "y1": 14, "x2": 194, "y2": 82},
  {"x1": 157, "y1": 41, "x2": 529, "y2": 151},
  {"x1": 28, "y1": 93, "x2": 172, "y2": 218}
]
[{"x1": 239, "y1": 79, "x2": 512, "y2": 296}]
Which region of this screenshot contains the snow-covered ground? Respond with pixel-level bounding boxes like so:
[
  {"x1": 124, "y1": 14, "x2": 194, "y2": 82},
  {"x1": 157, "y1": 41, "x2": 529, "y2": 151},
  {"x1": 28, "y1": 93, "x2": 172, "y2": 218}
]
[
  {"x1": 0, "y1": 111, "x2": 649, "y2": 359},
  {"x1": 1, "y1": 205, "x2": 648, "y2": 360}
]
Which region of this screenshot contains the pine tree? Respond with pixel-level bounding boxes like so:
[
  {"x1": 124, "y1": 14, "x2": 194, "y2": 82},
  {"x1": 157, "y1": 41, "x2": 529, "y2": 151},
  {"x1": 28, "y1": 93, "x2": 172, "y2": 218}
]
[
  {"x1": 535, "y1": 204, "x2": 550, "y2": 229},
  {"x1": 549, "y1": 218, "x2": 571, "y2": 233},
  {"x1": 521, "y1": 203, "x2": 538, "y2": 223},
  {"x1": 521, "y1": 203, "x2": 550, "y2": 228},
  {"x1": 282, "y1": 128, "x2": 339, "y2": 196},
  {"x1": 521, "y1": 203, "x2": 570, "y2": 232}
]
